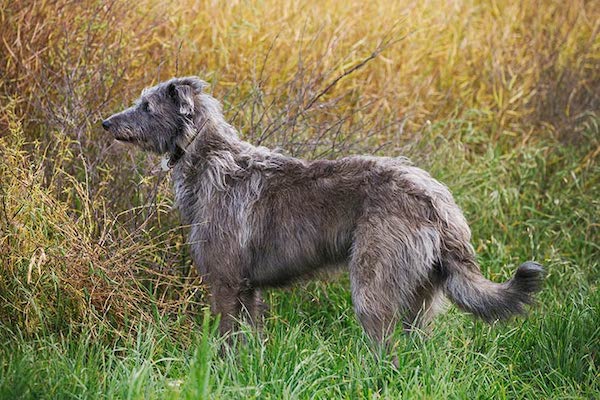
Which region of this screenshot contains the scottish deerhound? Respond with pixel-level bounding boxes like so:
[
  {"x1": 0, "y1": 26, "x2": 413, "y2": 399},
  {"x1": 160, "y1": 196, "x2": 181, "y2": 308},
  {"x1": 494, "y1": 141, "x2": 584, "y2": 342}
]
[{"x1": 102, "y1": 76, "x2": 544, "y2": 347}]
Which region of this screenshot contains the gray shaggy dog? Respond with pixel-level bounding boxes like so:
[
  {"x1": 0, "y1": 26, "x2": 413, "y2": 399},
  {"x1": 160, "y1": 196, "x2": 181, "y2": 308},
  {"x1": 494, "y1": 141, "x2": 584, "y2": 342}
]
[{"x1": 102, "y1": 76, "x2": 544, "y2": 348}]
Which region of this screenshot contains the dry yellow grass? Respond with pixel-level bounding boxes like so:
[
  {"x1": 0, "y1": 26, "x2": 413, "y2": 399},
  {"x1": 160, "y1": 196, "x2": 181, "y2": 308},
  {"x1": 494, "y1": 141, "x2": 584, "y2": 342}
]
[
  {"x1": 2, "y1": 0, "x2": 597, "y2": 137},
  {"x1": 0, "y1": 100, "x2": 203, "y2": 335},
  {"x1": 166, "y1": 0, "x2": 598, "y2": 134}
]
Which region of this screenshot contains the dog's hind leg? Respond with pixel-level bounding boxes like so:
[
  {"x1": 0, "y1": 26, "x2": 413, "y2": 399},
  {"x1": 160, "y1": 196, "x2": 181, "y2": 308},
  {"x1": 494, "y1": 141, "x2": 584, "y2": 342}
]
[
  {"x1": 349, "y1": 261, "x2": 406, "y2": 347},
  {"x1": 401, "y1": 283, "x2": 446, "y2": 333},
  {"x1": 348, "y1": 232, "x2": 406, "y2": 347},
  {"x1": 349, "y1": 254, "x2": 404, "y2": 369},
  {"x1": 349, "y1": 216, "x2": 440, "y2": 347}
]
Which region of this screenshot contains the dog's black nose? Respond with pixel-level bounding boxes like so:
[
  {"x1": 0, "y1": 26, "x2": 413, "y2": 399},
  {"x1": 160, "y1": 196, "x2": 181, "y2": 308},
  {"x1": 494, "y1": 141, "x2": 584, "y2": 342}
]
[{"x1": 102, "y1": 120, "x2": 112, "y2": 131}]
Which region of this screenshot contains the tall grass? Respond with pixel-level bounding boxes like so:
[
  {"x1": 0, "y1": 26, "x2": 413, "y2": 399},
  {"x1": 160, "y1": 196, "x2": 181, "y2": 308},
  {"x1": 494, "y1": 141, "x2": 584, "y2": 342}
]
[
  {"x1": 0, "y1": 100, "x2": 203, "y2": 336},
  {"x1": 3, "y1": 0, "x2": 598, "y2": 132},
  {"x1": 0, "y1": 0, "x2": 598, "y2": 398}
]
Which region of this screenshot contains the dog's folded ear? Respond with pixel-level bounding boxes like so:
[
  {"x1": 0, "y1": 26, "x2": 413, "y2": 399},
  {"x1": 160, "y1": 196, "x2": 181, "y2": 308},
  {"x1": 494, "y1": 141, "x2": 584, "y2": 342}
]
[{"x1": 167, "y1": 77, "x2": 208, "y2": 116}]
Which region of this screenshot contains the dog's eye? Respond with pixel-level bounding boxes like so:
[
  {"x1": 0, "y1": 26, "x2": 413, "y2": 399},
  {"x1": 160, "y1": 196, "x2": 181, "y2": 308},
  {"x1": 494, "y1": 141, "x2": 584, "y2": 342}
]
[{"x1": 141, "y1": 102, "x2": 151, "y2": 113}]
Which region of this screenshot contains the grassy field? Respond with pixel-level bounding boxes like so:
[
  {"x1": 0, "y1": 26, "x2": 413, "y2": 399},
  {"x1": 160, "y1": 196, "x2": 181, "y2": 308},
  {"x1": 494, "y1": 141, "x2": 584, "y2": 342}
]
[{"x1": 1, "y1": 0, "x2": 598, "y2": 398}]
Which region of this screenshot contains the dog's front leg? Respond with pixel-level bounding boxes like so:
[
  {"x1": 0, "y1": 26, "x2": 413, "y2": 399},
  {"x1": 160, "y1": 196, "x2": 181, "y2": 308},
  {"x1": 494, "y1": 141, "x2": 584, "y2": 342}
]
[
  {"x1": 209, "y1": 281, "x2": 243, "y2": 339},
  {"x1": 238, "y1": 284, "x2": 266, "y2": 330}
]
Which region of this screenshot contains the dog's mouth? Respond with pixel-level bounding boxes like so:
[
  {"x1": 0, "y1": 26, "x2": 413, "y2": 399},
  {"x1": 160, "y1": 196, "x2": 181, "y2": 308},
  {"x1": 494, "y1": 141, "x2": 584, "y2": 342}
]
[
  {"x1": 103, "y1": 122, "x2": 137, "y2": 143},
  {"x1": 114, "y1": 135, "x2": 136, "y2": 143},
  {"x1": 112, "y1": 130, "x2": 139, "y2": 143}
]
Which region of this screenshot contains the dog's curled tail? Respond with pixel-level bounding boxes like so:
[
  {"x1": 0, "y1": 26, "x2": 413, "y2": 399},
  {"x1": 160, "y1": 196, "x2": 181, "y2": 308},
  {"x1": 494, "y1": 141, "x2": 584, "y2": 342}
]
[{"x1": 443, "y1": 259, "x2": 544, "y2": 322}]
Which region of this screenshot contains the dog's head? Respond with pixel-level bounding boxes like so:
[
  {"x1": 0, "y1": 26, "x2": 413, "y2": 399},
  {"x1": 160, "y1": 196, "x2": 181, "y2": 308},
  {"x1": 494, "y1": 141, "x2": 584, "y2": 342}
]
[{"x1": 102, "y1": 76, "x2": 208, "y2": 155}]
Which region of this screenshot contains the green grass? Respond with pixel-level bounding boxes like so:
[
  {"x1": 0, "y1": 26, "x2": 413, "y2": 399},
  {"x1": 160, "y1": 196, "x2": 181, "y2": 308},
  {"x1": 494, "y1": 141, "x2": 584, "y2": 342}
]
[
  {"x1": 1, "y1": 121, "x2": 597, "y2": 399},
  {"x1": 0, "y1": 286, "x2": 597, "y2": 399}
]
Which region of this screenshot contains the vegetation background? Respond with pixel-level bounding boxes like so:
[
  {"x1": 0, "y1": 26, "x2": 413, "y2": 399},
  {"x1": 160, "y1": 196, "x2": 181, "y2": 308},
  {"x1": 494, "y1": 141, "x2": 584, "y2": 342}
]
[{"x1": 0, "y1": 0, "x2": 598, "y2": 398}]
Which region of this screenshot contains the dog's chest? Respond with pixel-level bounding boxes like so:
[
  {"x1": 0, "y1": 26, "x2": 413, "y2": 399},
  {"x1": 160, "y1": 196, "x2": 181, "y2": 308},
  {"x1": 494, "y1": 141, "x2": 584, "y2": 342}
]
[{"x1": 172, "y1": 170, "x2": 259, "y2": 245}]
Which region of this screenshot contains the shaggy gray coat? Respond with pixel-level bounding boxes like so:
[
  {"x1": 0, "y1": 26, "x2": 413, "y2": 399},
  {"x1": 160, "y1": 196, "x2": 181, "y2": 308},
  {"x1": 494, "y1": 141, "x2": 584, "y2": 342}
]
[{"x1": 102, "y1": 76, "x2": 544, "y2": 344}]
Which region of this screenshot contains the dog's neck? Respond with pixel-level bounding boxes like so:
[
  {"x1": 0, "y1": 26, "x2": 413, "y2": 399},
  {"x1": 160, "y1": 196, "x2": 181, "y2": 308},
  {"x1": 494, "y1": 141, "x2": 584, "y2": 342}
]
[
  {"x1": 163, "y1": 116, "x2": 246, "y2": 172},
  {"x1": 162, "y1": 146, "x2": 185, "y2": 171},
  {"x1": 161, "y1": 120, "x2": 203, "y2": 171},
  {"x1": 162, "y1": 113, "x2": 216, "y2": 170},
  {"x1": 164, "y1": 93, "x2": 251, "y2": 170},
  {"x1": 162, "y1": 94, "x2": 268, "y2": 174}
]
